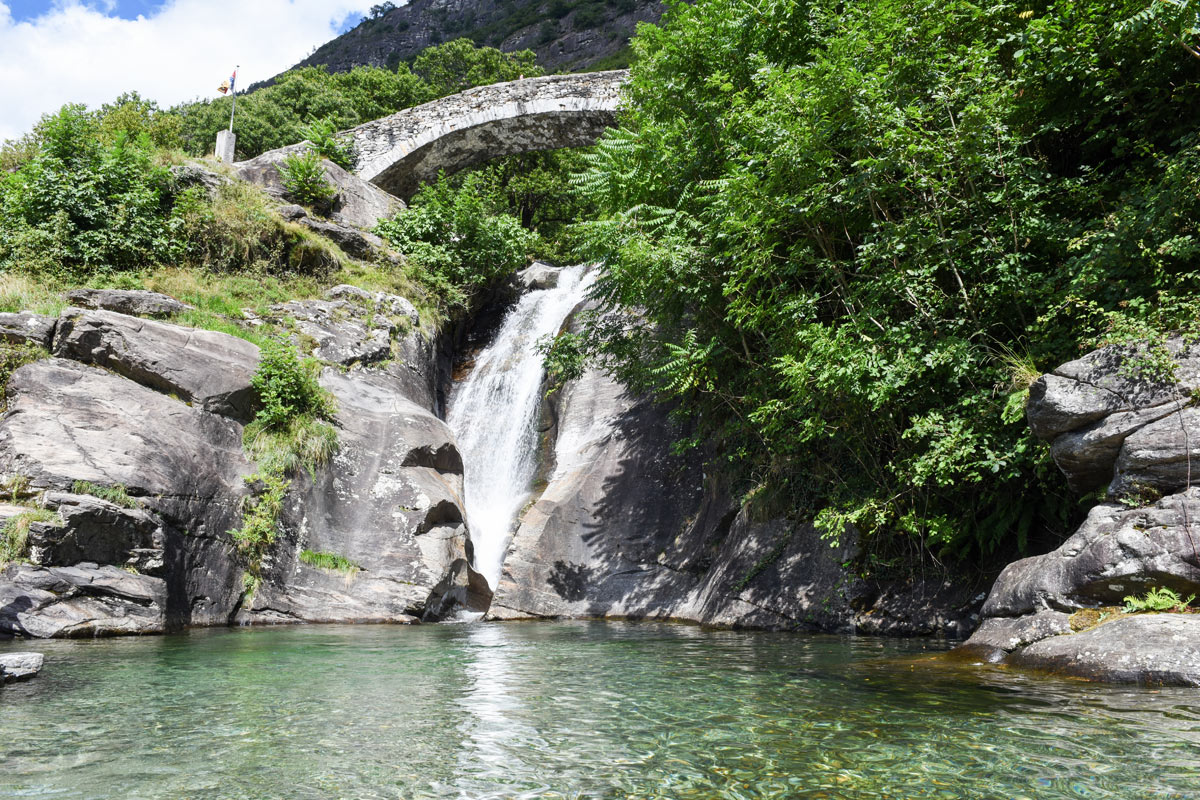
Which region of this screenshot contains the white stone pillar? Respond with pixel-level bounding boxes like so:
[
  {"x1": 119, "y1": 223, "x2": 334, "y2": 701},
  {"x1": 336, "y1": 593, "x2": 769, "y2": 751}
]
[{"x1": 215, "y1": 130, "x2": 236, "y2": 163}]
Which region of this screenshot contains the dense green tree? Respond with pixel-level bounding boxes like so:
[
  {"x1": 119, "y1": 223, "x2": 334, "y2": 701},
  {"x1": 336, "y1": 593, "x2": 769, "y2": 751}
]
[
  {"x1": 412, "y1": 37, "x2": 540, "y2": 96},
  {"x1": 574, "y1": 0, "x2": 1200, "y2": 563}
]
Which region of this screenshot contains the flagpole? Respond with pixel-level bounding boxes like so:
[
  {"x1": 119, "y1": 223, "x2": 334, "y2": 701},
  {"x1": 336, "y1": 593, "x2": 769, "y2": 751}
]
[{"x1": 228, "y1": 65, "x2": 239, "y2": 133}]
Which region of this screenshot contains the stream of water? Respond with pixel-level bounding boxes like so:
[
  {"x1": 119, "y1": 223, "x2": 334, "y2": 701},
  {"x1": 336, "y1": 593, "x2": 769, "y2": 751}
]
[
  {"x1": 2, "y1": 622, "x2": 1198, "y2": 799},
  {"x1": 446, "y1": 265, "x2": 594, "y2": 588}
]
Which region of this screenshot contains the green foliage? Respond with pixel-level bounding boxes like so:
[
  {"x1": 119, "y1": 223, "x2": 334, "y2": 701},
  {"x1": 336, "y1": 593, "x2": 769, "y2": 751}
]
[
  {"x1": 280, "y1": 149, "x2": 337, "y2": 212},
  {"x1": 0, "y1": 105, "x2": 174, "y2": 277},
  {"x1": 537, "y1": 331, "x2": 589, "y2": 391},
  {"x1": 1123, "y1": 586, "x2": 1196, "y2": 613},
  {"x1": 71, "y1": 481, "x2": 137, "y2": 509},
  {"x1": 230, "y1": 469, "x2": 290, "y2": 560},
  {"x1": 412, "y1": 38, "x2": 540, "y2": 96},
  {"x1": 299, "y1": 549, "x2": 360, "y2": 573},
  {"x1": 298, "y1": 117, "x2": 357, "y2": 170},
  {"x1": 0, "y1": 509, "x2": 61, "y2": 566},
  {"x1": 250, "y1": 337, "x2": 336, "y2": 431},
  {"x1": 574, "y1": 0, "x2": 1200, "y2": 562},
  {"x1": 375, "y1": 171, "x2": 537, "y2": 301}
]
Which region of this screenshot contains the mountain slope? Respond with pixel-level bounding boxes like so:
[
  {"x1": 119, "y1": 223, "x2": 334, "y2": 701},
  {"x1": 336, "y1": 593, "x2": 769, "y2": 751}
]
[{"x1": 294, "y1": 0, "x2": 666, "y2": 75}]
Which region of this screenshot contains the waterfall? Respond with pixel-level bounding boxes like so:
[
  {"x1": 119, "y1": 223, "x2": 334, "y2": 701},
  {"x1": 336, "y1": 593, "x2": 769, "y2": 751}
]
[{"x1": 447, "y1": 265, "x2": 594, "y2": 589}]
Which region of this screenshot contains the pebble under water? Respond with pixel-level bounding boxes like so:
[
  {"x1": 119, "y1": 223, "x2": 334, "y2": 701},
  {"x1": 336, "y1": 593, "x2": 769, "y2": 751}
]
[{"x1": 1, "y1": 621, "x2": 1197, "y2": 799}]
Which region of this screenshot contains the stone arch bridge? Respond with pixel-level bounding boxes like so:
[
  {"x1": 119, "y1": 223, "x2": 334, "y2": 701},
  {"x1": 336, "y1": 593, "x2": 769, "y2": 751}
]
[{"x1": 345, "y1": 70, "x2": 627, "y2": 201}]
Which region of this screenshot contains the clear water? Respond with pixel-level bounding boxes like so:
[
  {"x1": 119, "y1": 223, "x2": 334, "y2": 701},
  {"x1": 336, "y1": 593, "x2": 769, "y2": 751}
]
[
  {"x1": 2, "y1": 622, "x2": 1198, "y2": 800},
  {"x1": 446, "y1": 265, "x2": 594, "y2": 587}
]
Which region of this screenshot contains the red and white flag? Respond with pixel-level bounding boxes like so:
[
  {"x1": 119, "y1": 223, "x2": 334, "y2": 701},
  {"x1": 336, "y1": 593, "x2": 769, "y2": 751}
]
[{"x1": 218, "y1": 68, "x2": 237, "y2": 95}]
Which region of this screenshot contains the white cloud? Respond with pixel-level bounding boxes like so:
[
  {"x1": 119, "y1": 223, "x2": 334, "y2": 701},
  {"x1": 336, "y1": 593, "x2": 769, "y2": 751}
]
[{"x1": 0, "y1": 0, "x2": 376, "y2": 141}]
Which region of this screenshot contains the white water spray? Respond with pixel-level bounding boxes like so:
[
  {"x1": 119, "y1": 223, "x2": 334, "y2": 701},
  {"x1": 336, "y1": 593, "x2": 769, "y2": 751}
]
[{"x1": 447, "y1": 265, "x2": 594, "y2": 588}]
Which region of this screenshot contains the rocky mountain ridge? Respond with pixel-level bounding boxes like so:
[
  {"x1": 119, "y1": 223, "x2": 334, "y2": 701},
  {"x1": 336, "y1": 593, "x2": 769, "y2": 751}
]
[{"x1": 289, "y1": 0, "x2": 665, "y2": 76}]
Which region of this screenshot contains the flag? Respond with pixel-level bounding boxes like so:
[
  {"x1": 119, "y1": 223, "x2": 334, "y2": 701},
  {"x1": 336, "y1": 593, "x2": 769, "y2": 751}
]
[{"x1": 218, "y1": 69, "x2": 237, "y2": 95}]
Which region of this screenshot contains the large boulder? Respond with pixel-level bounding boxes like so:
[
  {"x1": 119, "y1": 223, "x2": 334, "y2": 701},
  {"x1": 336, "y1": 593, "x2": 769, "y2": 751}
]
[
  {"x1": 64, "y1": 289, "x2": 191, "y2": 318},
  {"x1": 1011, "y1": 614, "x2": 1200, "y2": 686},
  {"x1": 1027, "y1": 336, "x2": 1200, "y2": 494},
  {"x1": 241, "y1": 367, "x2": 487, "y2": 623},
  {"x1": 233, "y1": 147, "x2": 405, "y2": 230},
  {"x1": 0, "y1": 312, "x2": 56, "y2": 348},
  {"x1": 27, "y1": 492, "x2": 165, "y2": 575},
  {"x1": 53, "y1": 309, "x2": 260, "y2": 422},
  {"x1": 0, "y1": 359, "x2": 250, "y2": 629},
  {"x1": 0, "y1": 563, "x2": 166, "y2": 638}
]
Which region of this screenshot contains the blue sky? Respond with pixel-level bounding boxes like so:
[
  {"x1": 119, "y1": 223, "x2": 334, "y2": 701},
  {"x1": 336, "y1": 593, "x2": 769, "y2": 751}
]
[{"x1": 0, "y1": 1, "x2": 375, "y2": 140}]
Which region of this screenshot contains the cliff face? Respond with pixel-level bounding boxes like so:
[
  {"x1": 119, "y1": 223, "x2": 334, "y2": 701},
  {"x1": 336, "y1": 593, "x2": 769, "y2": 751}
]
[{"x1": 293, "y1": 0, "x2": 666, "y2": 75}]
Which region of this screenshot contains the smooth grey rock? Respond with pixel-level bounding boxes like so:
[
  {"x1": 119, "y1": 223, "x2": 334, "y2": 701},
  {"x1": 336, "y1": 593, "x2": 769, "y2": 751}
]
[
  {"x1": 1111, "y1": 406, "x2": 1200, "y2": 496},
  {"x1": 0, "y1": 562, "x2": 166, "y2": 638},
  {"x1": 517, "y1": 262, "x2": 561, "y2": 291},
  {"x1": 64, "y1": 289, "x2": 191, "y2": 318},
  {"x1": 0, "y1": 651, "x2": 43, "y2": 682},
  {"x1": 422, "y1": 558, "x2": 492, "y2": 621},
  {"x1": 270, "y1": 299, "x2": 391, "y2": 367},
  {"x1": 0, "y1": 359, "x2": 250, "y2": 628},
  {"x1": 234, "y1": 147, "x2": 404, "y2": 229},
  {"x1": 0, "y1": 312, "x2": 56, "y2": 348},
  {"x1": 28, "y1": 492, "x2": 164, "y2": 575},
  {"x1": 298, "y1": 216, "x2": 387, "y2": 260},
  {"x1": 1049, "y1": 400, "x2": 1184, "y2": 492},
  {"x1": 241, "y1": 367, "x2": 478, "y2": 624},
  {"x1": 53, "y1": 309, "x2": 260, "y2": 421},
  {"x1": 980, "y1": 489, "x2": 1200, "y2": 619},
  {"x1": 1011, "y1": 614, "x2": 1200, "y2": 686},
  {"x1": 965, "y1": 610, "x2": 1073, "y2": 652},
  {"x1": 276, "y1": 203, "x2": 309, "y2": 222},
  {"x1": 325, "y1": 285, "x2": 420, "y2": 327}
]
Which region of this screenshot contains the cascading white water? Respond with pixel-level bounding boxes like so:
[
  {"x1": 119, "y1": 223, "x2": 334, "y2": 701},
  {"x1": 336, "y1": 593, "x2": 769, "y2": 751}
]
[{"x1": 447, "y1": 265, "x2": 595, "y2": 588}]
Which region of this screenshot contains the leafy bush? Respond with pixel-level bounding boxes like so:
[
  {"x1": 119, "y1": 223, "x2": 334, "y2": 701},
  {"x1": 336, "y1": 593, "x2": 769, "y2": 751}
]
[
  {"x1": 573, "y1": 0, "x2": 1200, "y2": 563},
  {"x1": 376, "y1": 171, "x2": 536, "y2": 300},
  {"x1": 1123, "y1": 587, "x2": 1196, "y2": 613},
  {"x1": 250, "y1": 337, "x2": 336, "y2": 431},
  {"x1": 279, "y1": 149, "x2": 337, "y2": 212},
  {"x1": 298, "y1": 117, "x2": 357, "y2": 171},
  {"x1": 537, "y1": 331, "x2": 588, "y2": 391}
]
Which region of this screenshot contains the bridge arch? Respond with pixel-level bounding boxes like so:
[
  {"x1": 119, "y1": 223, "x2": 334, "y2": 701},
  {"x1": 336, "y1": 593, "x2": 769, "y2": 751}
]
[{"x1": 348, "y1": 71, "x2": 627, "y2": 200}]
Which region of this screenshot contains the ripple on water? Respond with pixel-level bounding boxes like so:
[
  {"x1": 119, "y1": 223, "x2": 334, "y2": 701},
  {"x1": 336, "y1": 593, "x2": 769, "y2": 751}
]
[{"x1": 1, "y1": 621, "x2": 1198, "y2": 799}]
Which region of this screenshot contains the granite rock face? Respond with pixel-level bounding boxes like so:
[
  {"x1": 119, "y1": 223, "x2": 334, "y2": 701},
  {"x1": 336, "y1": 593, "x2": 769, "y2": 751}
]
[
  {"x1": 0, "y1": 297, "x2": 477, "y2": 637},
  {"x1": 53, "y1": 309, "x2": 260, "y2": 421},
  {"x1": 0, "y1": 312, "x2": 56, "y2": 348},
  {"x1": 962, "y1": 339, "x2": 1200, "y2": 682}
]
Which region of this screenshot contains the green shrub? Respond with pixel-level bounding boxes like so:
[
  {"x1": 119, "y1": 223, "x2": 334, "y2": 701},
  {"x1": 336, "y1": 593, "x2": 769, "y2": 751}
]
[
  {"x1": 250, "y1": 337, "x2": 336, "y2": 431},
  {"x1": 280, "y1": 149, "x2": 337, "y2": 212},
  {"x1": 298, "y1": 117, "x2": 357, "y2": 171},
  {"x1": 537, "y1": 331, "x2": 587, "y2": 392},
  {"x1": 1123, "y1": 587, "x2": 1196, "y2": 613}
]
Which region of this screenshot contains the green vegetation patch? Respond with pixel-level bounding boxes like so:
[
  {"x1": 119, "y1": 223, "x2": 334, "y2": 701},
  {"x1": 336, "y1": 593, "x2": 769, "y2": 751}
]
[
  {"x1": 71, "y1": 481, "x2": 138, "y2": 509},
  {"x1": 1123, "y1": 587, "x2": 1197, "y2": 614},
  {"x1": 299, "y1": 549, "x2": 360, "y2": 574},
  {"x1": 0, "y1": 509, "x2": 61, "y2": 566}
]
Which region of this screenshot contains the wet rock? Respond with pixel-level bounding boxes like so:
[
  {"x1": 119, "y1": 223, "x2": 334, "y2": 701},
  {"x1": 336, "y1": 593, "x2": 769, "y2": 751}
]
[
  {"x1": 64, "y1": 289, "x2": 191, "y2": 318},
  {"x1": 965, "y1": 610, "x2": 1073, "y2": 652},
  {"x1": 0, "y1": 312, "x2": 56, "y2": 348},
  {"x1": 517, "y1": 262, "x2": 561, "y2": 291},
  {"x1": 1010, "y1": 614, "x2": 1200, "y2": 686},
  {"x1": 0, "y1": 563, "x2": 166, "y2": 638},
  {"x1": 0, "y1": 651, "x2": 43, "y2": 682},
  {"x1": 53, "y1": 309, "x2": 260, "y2": 421},
  {"x1": 422, "y1": 558, "x2": 492, "y2": 621}
]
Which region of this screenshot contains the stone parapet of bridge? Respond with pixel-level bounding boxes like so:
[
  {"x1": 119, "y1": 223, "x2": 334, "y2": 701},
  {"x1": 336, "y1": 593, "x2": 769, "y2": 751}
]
[{"x1": 349, "y1": 70, "x2": 628, "y2": 200}]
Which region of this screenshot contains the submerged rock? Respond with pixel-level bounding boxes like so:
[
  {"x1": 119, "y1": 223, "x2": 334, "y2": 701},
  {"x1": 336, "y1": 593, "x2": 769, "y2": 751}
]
[{"x1": 0, "y1": 651, "x2": 44, "y2": 682}]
